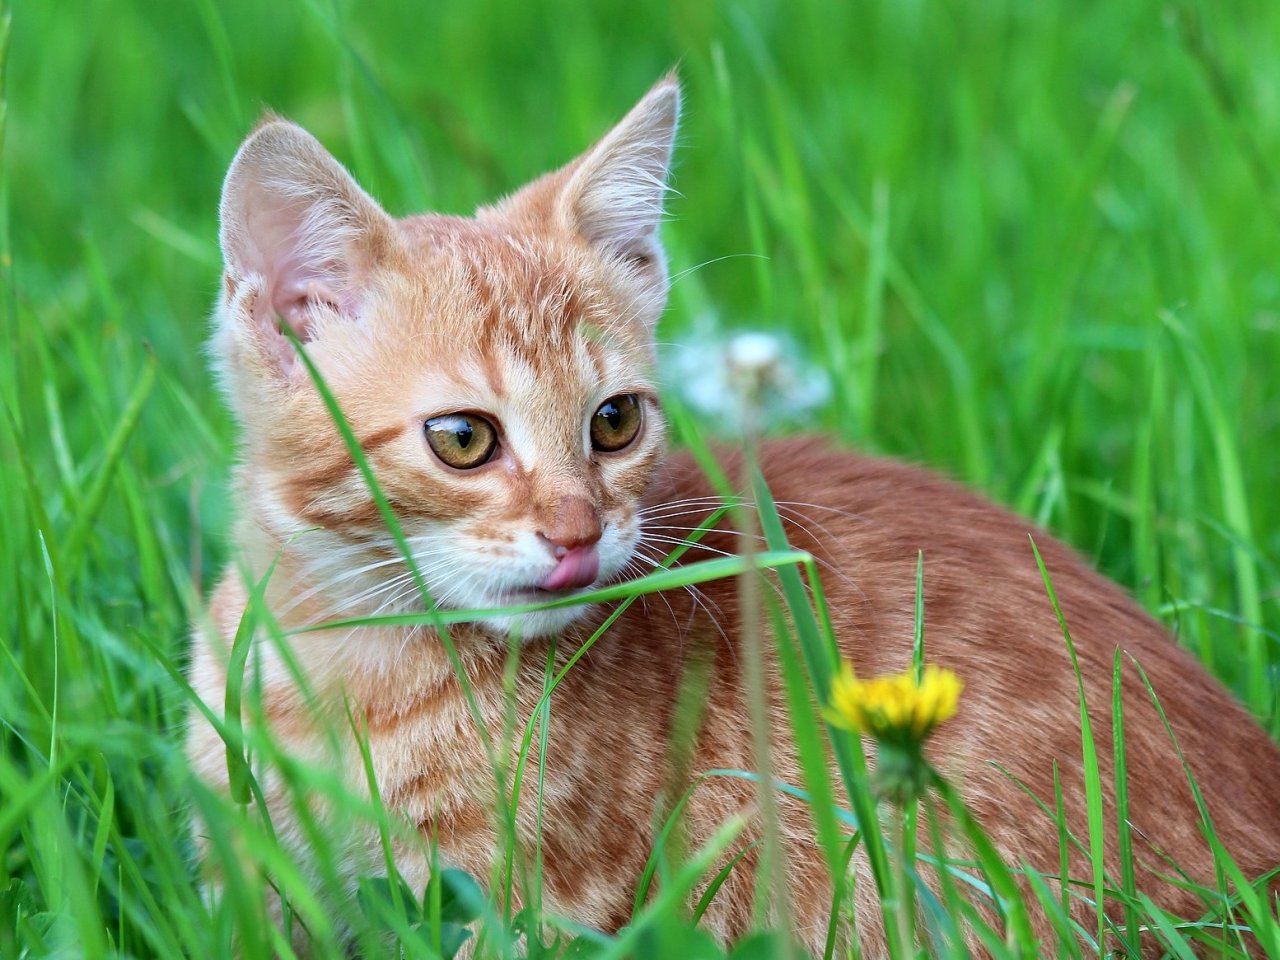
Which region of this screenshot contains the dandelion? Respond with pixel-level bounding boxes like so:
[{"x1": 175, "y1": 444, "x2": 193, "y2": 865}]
[
  {"x1": 826, "y1": 662, "x2": 962, "y2": 744},
  {"x1": 725, "y1": 331, "x2": 784, "y2": 403},
  {"x1": 663, "y1": 319, "x2": 831, "y2": 432},
  {"x1": 826, "y1": 661, "x2": 963, "y2": 804}
]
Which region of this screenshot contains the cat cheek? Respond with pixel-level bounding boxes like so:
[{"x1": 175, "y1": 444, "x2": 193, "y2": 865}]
[
  {"x1": 599, "y1": 450, "x2": 663, "y2": 500},
  {"x1": 468, "y1": 522, "x2": 516, "y2": 547}
]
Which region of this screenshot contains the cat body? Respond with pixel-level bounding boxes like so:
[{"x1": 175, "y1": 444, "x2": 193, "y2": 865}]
[{"x1": 187, "y1": 79, "x2": 1280, "y2": 955}]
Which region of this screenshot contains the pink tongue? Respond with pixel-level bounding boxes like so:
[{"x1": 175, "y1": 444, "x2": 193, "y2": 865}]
[{"x1": 539, "y1": 545, "x2": 600, "y2": 592}]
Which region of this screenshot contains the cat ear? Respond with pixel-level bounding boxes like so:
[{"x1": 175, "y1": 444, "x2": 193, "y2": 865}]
[
  {"x1": 218, "y1": 119, "x2": 395, "y2": 375},
  {"x1": 558, "y1": 76, "x2": 681, "y2": 271}
]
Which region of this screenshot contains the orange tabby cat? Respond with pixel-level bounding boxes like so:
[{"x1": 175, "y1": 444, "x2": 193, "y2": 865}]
[{"x1": 187, "y1": 77, "x2": 1280, "y2": 955}]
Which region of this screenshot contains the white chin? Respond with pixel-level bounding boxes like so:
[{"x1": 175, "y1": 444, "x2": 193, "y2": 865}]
[{"x1": 477, "y1": 604, "x2": 592, "y2": 640}]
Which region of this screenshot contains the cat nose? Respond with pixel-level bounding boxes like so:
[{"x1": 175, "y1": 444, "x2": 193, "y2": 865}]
[{"x1": 537, "y1": 495, "x2": 602, "y2": 552}]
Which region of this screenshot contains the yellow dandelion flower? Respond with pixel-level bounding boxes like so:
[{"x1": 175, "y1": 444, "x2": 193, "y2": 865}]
[
  {"x1": 826, "y1": 660, "x2": 964, "y2": 805},
  {"x1": 825, "y1": 661, "x2": 963, "y2": 745}
]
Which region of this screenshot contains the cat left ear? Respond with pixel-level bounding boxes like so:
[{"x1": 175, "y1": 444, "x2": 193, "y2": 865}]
[
  {"x1": 217, "y1": 119, "x2": 395, "y2": 377},
  {"x1": 558, "y1": 76, "x2": 681, "y2": 273}
]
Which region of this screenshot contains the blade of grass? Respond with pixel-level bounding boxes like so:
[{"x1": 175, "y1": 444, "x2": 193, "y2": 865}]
[
  {"x1": 692, "y1": 839, "x2": 764, "y2": 926},
  {"x1": 60, "y1": 350, "x2": 157, "y2": 572},
  {"x1": 593, "y1": 815, "x2": 747, "y2": 960},
  {"x1": 1024, "y1": 866, "x2": 1087, "y2": 959},
  {"x1": 289, "y1": 550, "x2": 813, "y2": 634},
  {"x1": 921, "y1": 794, "x2": 967, "y2": 960},
  {"x1": 769, "y1": 586, "x2": 847, "y2": 903},
  {"x1": 1136, "y1": 893, "x2": 1198, "y2": 960},
  {"x1": 932, "y1": 775, "x2": 1037, "y2": 955},
  {"x1": 1111, "y1": 650, "x2": 1140, "y2": 956},
  {"x1": 747, "y1": 461, "x2": 902, "y2": 956},
  {"x1": 1051, "y1": 763, "x2": 1071, "y2": 960},
  {"x1": 912, "y1": 551, "x2": 925, "y2": 682},
  {"x1": 1129, "y1": 657, "x2": 1280, "y2": 957},
  {"x1": 820, "y1": 832, "x2": 862, "y2": 960},
  {"x1": 1030, "y1": 536, "x2": 1108, "y2": 953},
  {"x1": 282, "y1": 325, "x2": 494, "y2": 758},
  {"x1": 222, "y1": 557, "x2": 281, "y2": 806},
  {"x1": 1159, "y1": 309, "x2": 1266, "y2": 717}
]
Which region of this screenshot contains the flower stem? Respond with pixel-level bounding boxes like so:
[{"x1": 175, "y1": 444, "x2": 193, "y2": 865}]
[{"x1": 895, "y1": 806, "x2": 915, "y2": 960}]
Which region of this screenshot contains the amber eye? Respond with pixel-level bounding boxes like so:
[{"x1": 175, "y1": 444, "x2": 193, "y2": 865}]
[
  {"x1": 424, "y1": 413, "x2": 498, "y2": 469},
  {"x1": 590, "y1": 394, "x2": 643, "y2": 453}
]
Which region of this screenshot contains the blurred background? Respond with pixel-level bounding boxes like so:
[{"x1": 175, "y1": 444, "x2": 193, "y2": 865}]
[{"x1": 2, "y1": 0, "x2": 1277, "y2": 716}]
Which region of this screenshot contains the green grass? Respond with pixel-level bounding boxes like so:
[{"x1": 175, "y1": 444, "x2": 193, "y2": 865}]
[{"x1": 3, "y1": 0, "x2": 1279, "y2": 956}]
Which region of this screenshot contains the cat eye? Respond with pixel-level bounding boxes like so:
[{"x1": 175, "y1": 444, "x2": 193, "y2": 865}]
[
  {"x1": 424, "y1": 413, "x2": 498, "y2": 469},
  {"x1": 590, "y1": 394, "x2": 643, "y2": 453}
]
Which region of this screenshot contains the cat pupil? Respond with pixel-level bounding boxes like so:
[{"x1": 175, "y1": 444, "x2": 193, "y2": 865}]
[
  {"x1": 456, "y1": 423, "x2": 473, "y2": 448},
  {"x1": 604, "y1": 404, "x2": 621, "y2": 430}
]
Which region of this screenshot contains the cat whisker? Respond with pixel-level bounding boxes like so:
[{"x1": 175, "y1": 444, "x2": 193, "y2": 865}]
[
  {"x1": 638, "y1": 495, "x2": 870, "y2": 526},
  {"x1": 640, "y1": 496, "x2": 864, "y2": 548},
  {"x1": 281, "y1": 550, "x2": 428, "y2": 617},
  {"x1": 641, "y1": 520, "x2": 859, "y2": 598},
  {"x1": 636, "y1": 494, "x2": 746, "y2": 514},
  {"x1": 629, "y1": 544, "x2": 732, "y2": 653},
  {"x1": 667, "y1": 253, "x2": 770, "y2": 289},
  {"x1": 639, "y1": 523, "x2": 751, "y2": 538},
  {"x1": 297, "y1": 554, "x2": 461, "y2": 625},
  {"x1": 617, "y1": 554, "x2": 684, "y2": 638},
  {"x1": 774, "y1": 499, "x2": 870, "y2": 523},
  {"x1": 634, "y1": 507, "x2": 740, "y2": 527},
  {"x1": 637, "y1": 505, "x2": 862, "y2": 613},
  {"x1": 637, "y1": 533, "x2": 745, "y2": 562}
]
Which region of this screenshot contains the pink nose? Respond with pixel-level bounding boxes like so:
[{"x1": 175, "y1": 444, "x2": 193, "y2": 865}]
[{"x1": 539, "y1": 544, "x2": 600, "y2": 592}]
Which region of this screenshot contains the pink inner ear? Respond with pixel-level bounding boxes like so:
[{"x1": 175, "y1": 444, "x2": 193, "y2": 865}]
[
  {"x1": 217, "y1": 120, "x2": 396, "y2": 383},
  {"x1": 243, "y1": 273, "x2": 353, "y2": 379},
  {"x1": 274, "y1": 277, "x2": 344, "y2": 343},
  {"x1": 247, "y1": 190, "x2": 365, "y2": 344}
]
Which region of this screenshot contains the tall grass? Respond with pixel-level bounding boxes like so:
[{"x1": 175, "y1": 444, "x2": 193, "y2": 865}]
[{"x1": 2, "y1": 0, "x2": 1278, "y2": 956}]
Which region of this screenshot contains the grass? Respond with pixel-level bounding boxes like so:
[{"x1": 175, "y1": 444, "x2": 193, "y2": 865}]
[{"x1": 2, "y1": 0, "x2": 1279, "y2": 956}]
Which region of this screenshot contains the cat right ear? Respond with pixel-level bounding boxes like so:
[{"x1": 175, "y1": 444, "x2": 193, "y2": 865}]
[
  {"x1": 217, "y1": 119, "x2": 394, "y2": 379},
  {"x1": 557, "y1": 77, "x2": 681, "y2": 275}
]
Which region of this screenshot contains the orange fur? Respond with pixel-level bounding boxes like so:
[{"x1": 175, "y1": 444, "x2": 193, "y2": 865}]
[{"x1": 187, "y1": 78, "x2": 1280, "y2": 955}]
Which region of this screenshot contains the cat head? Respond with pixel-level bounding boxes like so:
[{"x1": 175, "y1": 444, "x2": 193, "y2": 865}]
[{"x1": 213, "y1": 77, "x2": 681, "y2": 638}]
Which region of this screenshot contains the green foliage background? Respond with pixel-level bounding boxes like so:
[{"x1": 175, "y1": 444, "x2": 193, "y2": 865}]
[{"x1": 1, "y1": 0, "x2": 1278, "y2": 956}]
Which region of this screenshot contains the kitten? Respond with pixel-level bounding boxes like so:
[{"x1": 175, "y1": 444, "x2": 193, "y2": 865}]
[{"x1": 187, "y1": 77, "x2": 1280, "y2": 955}]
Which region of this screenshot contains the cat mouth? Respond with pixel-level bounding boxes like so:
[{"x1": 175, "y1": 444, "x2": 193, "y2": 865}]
[
  {"x1": 539, "y1": 545, "x2": 600, "y2": 592},
  {"x1": 490, "y1": 546, "x2": 603, "y2": 607},
  {"x1": 536, "y1": 582, "x2": 596, "y2": 596},
  {"x1": 496, "y1": 582, "x2": 598, "y2": 606}
]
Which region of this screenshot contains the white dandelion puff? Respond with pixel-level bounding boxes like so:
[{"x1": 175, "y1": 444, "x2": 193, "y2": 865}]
[{"x1": 663, "y1": 318, "x2": 831, "y2": 432}]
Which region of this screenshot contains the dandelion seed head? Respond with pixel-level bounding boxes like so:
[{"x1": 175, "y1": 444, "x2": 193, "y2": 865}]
[
  {"x1": 663, "y1": 317, "x2": 831, "y2": 432},
  {"x1": 727, "y1": 331, "x2": 782, "y2": 374}
]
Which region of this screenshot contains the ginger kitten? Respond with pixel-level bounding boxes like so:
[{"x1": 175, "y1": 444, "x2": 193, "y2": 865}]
[{"x1": 187, "y1": 78, "x2": 1280, "y2": 955}]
